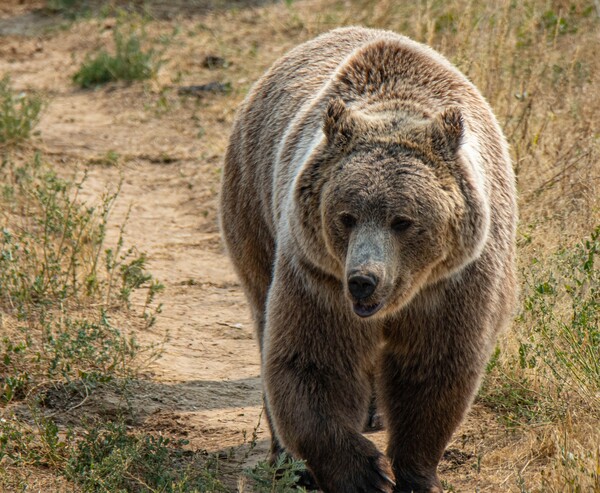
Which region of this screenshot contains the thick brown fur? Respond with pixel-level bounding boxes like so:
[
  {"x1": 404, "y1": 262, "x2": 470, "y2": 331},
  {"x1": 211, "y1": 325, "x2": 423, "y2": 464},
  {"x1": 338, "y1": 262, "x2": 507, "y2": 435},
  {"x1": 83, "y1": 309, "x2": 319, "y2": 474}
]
[{"x1": 220, "y1": 27, "x2": 517, "y2": 493}]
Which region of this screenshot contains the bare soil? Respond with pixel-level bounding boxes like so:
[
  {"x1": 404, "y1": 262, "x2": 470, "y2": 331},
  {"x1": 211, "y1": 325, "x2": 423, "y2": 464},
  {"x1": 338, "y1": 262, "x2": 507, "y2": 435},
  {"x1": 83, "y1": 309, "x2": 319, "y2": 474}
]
[{"x1": 0, "y1": 2, "x2": 536, "y2": 491}]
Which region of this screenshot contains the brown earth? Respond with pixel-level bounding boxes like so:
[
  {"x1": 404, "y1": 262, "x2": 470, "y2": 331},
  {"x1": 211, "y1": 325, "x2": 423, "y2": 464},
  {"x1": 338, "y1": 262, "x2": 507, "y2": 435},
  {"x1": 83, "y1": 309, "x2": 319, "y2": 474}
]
[{"x1": 0, "y1": 2, "x2": 548, "y2": 491}]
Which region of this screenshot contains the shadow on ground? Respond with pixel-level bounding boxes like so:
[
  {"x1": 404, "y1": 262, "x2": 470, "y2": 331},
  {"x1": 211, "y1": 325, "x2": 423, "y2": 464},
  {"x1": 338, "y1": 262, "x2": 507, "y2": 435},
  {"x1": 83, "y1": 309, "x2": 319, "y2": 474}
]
[{"x1": 34, "y1": 376, "x2": 262, "y2": 418}]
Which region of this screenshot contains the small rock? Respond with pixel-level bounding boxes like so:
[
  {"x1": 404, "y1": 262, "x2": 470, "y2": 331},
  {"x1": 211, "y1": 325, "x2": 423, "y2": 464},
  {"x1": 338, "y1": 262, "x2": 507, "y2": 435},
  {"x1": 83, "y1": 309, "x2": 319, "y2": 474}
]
[
  {"x1": 177, "y1": 82, "x2": 231, "y2": 97},
  {"x1": 202, "y1": 55, "x2": 229, "y2": 69}
]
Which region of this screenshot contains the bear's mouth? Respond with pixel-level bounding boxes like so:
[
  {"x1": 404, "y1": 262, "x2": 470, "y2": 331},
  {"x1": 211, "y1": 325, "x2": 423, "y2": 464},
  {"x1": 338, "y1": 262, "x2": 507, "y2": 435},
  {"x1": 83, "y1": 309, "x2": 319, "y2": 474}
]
[{"x1": 353, "y1": 301, "x2": 382, "y2": 318}]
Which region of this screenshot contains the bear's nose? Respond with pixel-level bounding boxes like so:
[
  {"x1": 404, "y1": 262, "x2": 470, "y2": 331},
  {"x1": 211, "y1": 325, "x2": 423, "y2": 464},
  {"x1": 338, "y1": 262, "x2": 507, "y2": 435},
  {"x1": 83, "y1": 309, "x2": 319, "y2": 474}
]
[{"x1": 348, "y1": 273, "x2": 378, "y2": 300}]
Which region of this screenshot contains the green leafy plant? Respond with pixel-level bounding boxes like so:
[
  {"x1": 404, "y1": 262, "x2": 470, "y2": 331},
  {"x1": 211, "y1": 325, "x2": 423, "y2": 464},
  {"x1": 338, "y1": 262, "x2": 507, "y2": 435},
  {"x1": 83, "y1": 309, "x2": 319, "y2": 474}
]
[
  {"x1": 0, "y1": 153, "x2": 163, "y2": 403},
  {"x1": 1, "y1": 414, "x2": 228, "y2": 492},
  {"x1": 65, "y1": 420, "x2": 228, "y2": 492},
  {"x1": 0, "y1": 319, "x2": 141, "y2": 404},
  {"x1": 245, "y1": 453, "x2": 310, "y2": 492},
  {"x1": 0, "y1": 149, "x2": 168, "y2": 490},
  {"x1": 1, "y1": 154, "x2": 111, "y2": 313},
  {"x1": 1, "y1": 411, "x2": 68, "y2": 467},
  {"x1": 481, "y1": 226, "x2": 600, "y2": 426},
  {"x1": 0, "y1": 76, "x2": 43, "y2": 146},
  {"x1": 520, "y1": 225, "x2": 599, "y2": 405}
]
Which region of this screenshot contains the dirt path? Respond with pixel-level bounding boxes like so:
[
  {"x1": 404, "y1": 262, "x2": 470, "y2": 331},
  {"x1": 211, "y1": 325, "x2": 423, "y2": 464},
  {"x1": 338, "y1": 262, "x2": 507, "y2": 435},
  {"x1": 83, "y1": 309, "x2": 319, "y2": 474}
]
[
  {"x1": 39, "y1": 87, "x2": 271, "y2": 461},
  {"x1": 1, "y1": 5, "x2": 275, "y2": 473}
]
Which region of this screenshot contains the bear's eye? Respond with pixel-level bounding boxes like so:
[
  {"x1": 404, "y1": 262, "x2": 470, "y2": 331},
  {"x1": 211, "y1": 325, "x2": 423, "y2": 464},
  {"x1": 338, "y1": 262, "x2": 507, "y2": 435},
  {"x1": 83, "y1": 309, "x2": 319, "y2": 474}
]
[
  {"x1": 391, "y1": 217, "x2": 413, "y2": 233},
  {"x1": 339, "y1": 213, "x2": 357, "y2": 229}
]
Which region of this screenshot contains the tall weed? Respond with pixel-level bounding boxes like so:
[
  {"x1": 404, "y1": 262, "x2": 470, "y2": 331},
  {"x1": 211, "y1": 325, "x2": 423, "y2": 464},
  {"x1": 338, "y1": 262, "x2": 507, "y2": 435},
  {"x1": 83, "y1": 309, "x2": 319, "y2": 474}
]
[
  {"x1": 0, "y1": 150, "x2": 165, "y2": 488},
  {"x1": 0, "y1": 76, "x2": 43, "y2": 146},
  {"x1": 0, "y1": 152, "x2": 162, "y2": 402},
  {"x1": 520, "y1": 226, "x2": 599, "y2": 407}
]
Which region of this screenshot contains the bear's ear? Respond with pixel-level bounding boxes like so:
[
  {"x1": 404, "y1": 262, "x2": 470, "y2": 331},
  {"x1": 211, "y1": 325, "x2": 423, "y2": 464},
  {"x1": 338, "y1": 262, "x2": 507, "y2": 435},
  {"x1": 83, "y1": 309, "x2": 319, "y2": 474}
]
[
  {"x1": 431, "y1": 107, "x2": 464, "y2": 158},
  {"x1": 323, "y1": 98, "x2": 355, "y2": 149}
]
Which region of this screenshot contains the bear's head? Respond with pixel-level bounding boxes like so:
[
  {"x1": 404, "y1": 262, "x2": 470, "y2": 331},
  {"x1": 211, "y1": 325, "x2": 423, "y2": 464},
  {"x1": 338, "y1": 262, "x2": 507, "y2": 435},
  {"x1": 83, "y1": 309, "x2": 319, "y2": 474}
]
[{"x1": 294, "y1": 98, "x2": 490, "y2": 319}]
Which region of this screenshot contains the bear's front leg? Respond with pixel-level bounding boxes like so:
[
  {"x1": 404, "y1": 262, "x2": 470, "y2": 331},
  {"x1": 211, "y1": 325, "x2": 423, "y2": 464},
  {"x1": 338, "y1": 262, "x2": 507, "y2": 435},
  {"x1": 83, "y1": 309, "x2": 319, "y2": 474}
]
[
  {"x1": 380, "y1": 300, "x2": 491, "y2": 493},
  {"x1": 263, "y1": 255, "x2": 394, "y2": 493}
]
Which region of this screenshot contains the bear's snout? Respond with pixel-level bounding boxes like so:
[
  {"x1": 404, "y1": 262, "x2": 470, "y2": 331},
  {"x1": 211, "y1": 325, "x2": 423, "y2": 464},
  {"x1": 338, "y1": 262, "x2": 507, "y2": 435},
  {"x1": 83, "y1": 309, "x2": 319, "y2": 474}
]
[
  {"x1": 348, "y1": 273, "x2": 378, "y2": 300},
  {"x1": 346, "y1": 270, "x2": 385, "y2": 318}
]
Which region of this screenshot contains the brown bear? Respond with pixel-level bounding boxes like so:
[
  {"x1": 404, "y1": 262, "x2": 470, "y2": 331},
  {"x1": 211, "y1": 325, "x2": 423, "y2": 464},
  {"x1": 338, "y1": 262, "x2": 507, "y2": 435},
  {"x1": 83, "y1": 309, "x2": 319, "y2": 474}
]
[{"x1": 220, "y1": 26, "x2": 517, "y2": 493}]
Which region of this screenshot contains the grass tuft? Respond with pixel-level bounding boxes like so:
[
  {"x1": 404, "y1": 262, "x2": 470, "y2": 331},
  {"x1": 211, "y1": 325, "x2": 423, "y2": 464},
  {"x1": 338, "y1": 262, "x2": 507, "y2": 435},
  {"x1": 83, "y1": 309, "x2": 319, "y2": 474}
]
[
  {"x1": 73, "y1": 23, "x2": 162, "y2": 88},
  {"x1": 0, "y1": 76, "x2": 43, "y2": 147},
  {"x1": 45, "y1": 0, "x2": 86, "y2": 15}
]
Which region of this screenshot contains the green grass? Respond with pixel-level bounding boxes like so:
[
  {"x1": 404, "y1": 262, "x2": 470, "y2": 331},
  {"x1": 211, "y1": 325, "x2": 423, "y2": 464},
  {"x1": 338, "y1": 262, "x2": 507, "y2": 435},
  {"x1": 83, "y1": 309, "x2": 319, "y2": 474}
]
[
  {"x1": 0, "y1": 76, "x2": 43, "y2": 146},
  {"x1": 73, "y1": 23, "x2": 162, "y2": 88}
]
